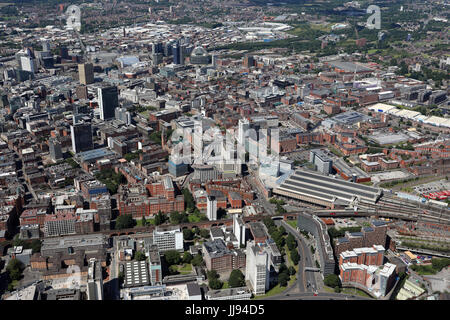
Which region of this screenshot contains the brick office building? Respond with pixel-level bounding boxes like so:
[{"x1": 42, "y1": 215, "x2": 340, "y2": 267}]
[
  {"x1": 202, "y1": 239, "x2": 246, "y2": 273},
  {"x1": 335, "y1": 221, "x2": 388, "y2": 257},
  {"x1": 339, "y1": 245, "x2": 385, "y2": 267}
]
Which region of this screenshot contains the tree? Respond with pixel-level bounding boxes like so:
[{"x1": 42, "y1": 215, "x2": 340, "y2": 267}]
[
  {"x1": 191, "y1": 254, "x2": 204, "y2": 267},
  {"x1": 141, "y1": 216, "x2": 147, "y2": 226},
  {"x1": 183, "y1": 229, "x2": 194, "y2": 241},
  {"x1": 115, "y1": 214, "x2": 135, "y2": 230},
  {"x1": 286, "y1": 234, "x2": 296, "y2": 251},
  {"x1": 207, "y1": 269, "x2": 219, "y2": 280},
  {"x1": 183, "y1": 251, "x2": 193, "y2": 264},
  {"x1": 199, "y1": 229, "x2": 210, "y2": 239},
  {"x1": 12, "y1": 234, "x2": 25, "y2": 247},
  {"x1": 278, "y1": 272, "x2": 290, "y2": 287},
  {"x1": 135, "y1": 251, "x2": 146, "y2": 261},
  {"x1": 290, "y1": 248, "x2": 300, "y2": 265},
  {"x1": 288, "y1": 266, "x2": 296, "y2": 276},
  {"x1": 182, "y1": 188, "x2": 195, "y2": 210},
  {"x1": 279, "y1": 263, "x2": 287, "y2": 274},
  {"x1": 164, "y1": 250, "x2": 181, "y2": 266},
  {"x1": 6, "y1": 259, "x2": 24, "y2": 281},
  {"x1": 170, "y1": 211, "x2": 181, "y2": 224},
  {"x1": 263, "y1": 217, "x2": 275, "y2": 229},
  {"x1": 154, "y1": 211, "x2": 166, "y2": 226},
  {"x1": 334, "y1": 286, "x2": 341, "y2": 293},
  {"x1": 324, "y1": 274, "x2": 341, "y2": 288},
  {"x1": 169, "y1": 265, "x2": 179, "y2": 275},
  {"x1": 209, "y1": 278, "x2": 223, "y2": 290},
  {"x1": 118, "y1": 271, "x2": 124, "y2": 285},
  {"x1": 31, "y1": 239, "x2": 42, "y2": 253},
  {"x1": 228, "y1": 270, "x2": 245, "y2": 288}
]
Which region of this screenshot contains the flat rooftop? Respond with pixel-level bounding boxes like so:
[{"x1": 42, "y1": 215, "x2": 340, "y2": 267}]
[{"x1": 124, "y1": 261, "x2": 150, "y2": 288}]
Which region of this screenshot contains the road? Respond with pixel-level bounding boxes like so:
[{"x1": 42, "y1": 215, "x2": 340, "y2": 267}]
[
  {"x1": 105, "y1": 238, "x2": 120, "y2": 300},
  {"x1": 245, "y1": 174, "x2": 276, "y2": 215},
  {"x1": 275, "y1": 220, "x2": 317, "y2": 295}
]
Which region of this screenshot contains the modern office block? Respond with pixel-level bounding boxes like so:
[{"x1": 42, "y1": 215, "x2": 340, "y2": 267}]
[
  {"x1": 78, "y1": 63, "x2": 94, "y2": 85},
  {"x1": 70, "y1": 122, "x2": 93, "y2": 153},
  {"x1": 98, "y1": 86, "x2": 119, "y2": 120}
]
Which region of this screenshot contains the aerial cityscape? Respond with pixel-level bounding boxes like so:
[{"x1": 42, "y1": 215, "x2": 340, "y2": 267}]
[{"x1": 0, "y1": 0, "x2": 449, "y2": 302}]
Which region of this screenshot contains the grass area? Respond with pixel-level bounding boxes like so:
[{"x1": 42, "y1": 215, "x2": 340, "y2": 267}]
[
  {"x1": 188, "y1": 214, "x2": 203, "y2": 223},
  {"x1": 286, "y1": 220, "x2": 297, "y2": 229},
  {"x1": 284, "y1": 245, "x2": 299, "y2": 273},
  {"x1": 360, "y1": 181, "x2": 374, "y2": 186},
  {"x1": 324, "y1": 284, "x2": 373, "y2": 298},
  {"x1": 252, "y1": 278, "x2": 295, "y2": 300},
  {"x1": 252, "y1": 272, "x2": 297, "y2": 300},
  {"x1": 222, "y1": 282, "x2": 229, "y2": 289},
  {"x1": 138, "y1": 110, "x2": 150, "y2": 118},
  {"x1": 177, "y1": 263, "x2": 193, "y2": 275},
  {"x1": 340, "y1": 287, "x2": 373, "y2": 298},
  {"x1": 323, "y1": 286, "x2": 335, "y2": 293},
  {"x1": 135, "y1": 218, "x2": 155, "y2": 227},
  {"x1": 410, "y1": 264, "x2": 436, "y2": 275},
  {"x1": 10, "y1": 280, "x2": 19, "y2": 290}
]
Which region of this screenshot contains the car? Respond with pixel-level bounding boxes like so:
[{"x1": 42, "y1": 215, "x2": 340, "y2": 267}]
[{"x1": 330, "y1": 212, "x2": 336, "y2": 216}]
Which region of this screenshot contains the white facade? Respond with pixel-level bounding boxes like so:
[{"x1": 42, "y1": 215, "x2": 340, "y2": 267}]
[
  {"x1": 245, "y1": 241, "x2": 270, "y2": 296},
  {"x1": 152, "y1": 227, "x2": 183, "y2": 252},
  {"x1": 233, "y1": 214, "x2": 246, "y2": 247},
  {"x1": 21, "y1": 56, "x2": 35, "y2": 73},
  {"x1": 207, "y1": 196, "x2": 217, "y2": 221}
]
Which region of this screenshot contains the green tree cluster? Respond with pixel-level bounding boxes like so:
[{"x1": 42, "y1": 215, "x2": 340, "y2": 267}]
[
  {"x1": 199, "y1": 229, "x2": 210, "y2": 239},
  {"x1": 191, "y1": 254, "x2": 204, "y2": 267},
  {"x1": 290, "y1": 248, "x2": 300, "y2": 265},
  {"x1": 183, "y1": 229, "x2": 194, "y2": 241},
  {"x1": 324, "y1": 274, "x2": 341, "y2": 288},
  {"x1": 6, "y1": 258, "x2": 24, "y2": 289},
  {"x1": 95, "y1": 168, "x2": 126, "y2": 194},
  {"x1": 183, "y1": 252, "x2": 193, "y2": 264},
  {"x1": 154, "y1": 211, "x2": 167, "y2": 226},
  {"x1": 207, "y1": 270, "x2": 223, "y2": 289},
  {"x1": 115, "y1": 214, "x2": 135, "y2": 230},
  {"x1": 286, "y1": 234, "x2": 297, "y2": 251},
  {"x1": 11, "y1": 236, "x2": 42, "y2": 253},
  {"x1": 182, "y1": 188, "x2": 195, "y2": 211},
  {"x1": 263, "y1": 218, "x2": 286, "y2": 250},
  {"x1": 170, "y1": 211, "x2": 189, "y2": 224},
  {"x1": 135, "y1": 251, "x2": 146, "y2": 261},
  {"x1": 431, "y1": 258, "x2": 450, "y2": 271},
  {"x1": 228, "y1": 269, "x2": 245, "y2": 288},
  {"x1": 164, "y1": 250, "x2": 181, "y2": 266},
  {"x1": 277, "y1": 264, "x2": 290, "y2": 287}
]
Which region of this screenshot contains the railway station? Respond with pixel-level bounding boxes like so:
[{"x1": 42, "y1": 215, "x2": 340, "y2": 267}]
[{"x1": 273, "y1": 170, "x2": 383, "y2": 208}]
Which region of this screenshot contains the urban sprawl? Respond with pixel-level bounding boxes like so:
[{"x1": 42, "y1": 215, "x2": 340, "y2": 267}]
[{"x1": 0, "y1": 0, "x2": 449, "y2": 301}]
